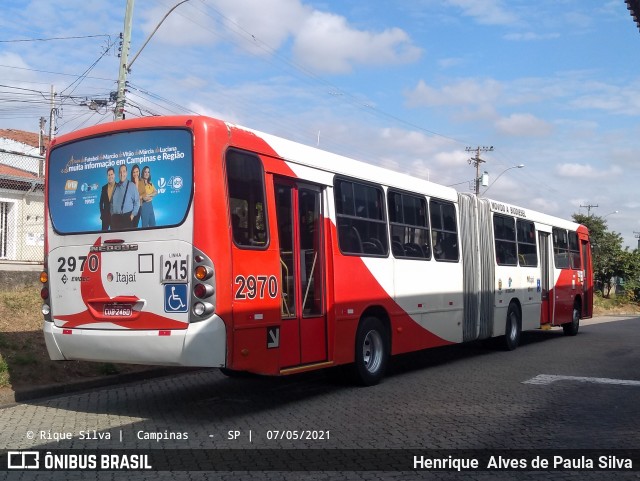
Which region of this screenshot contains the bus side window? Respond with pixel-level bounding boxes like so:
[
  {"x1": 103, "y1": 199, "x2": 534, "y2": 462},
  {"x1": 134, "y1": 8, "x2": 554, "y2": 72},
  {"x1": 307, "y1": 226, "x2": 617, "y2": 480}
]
[
  {"x1": 494, "y1": 214, "x2": 517, "y2": 266},
  {"x1": 568, "y1": 231, "x2": 581, "y2": 269},
  {"x1": 226, "y1": 150, "x2": 268, "y2": 248},
  {"x1": 334, "y1": 178, "x2": 388, "y2": 256},
  {"x1": 552, "y1": 227, "x2": 570, "y2": 269},
  {"x1": 430, "y1": 199, "x2": 459, "y2": 262},
  {"x1": 516, "y1": 219, "x2": 538, "y2": 267},
  {"x1": 388, "y1": 189, "x2": 430, "y2": 260}
]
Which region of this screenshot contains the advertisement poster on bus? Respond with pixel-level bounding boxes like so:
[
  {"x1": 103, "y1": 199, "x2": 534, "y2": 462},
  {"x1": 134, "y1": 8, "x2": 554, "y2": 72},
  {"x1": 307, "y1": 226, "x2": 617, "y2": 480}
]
[{"x1": 48, "y1": 129, "x2": 193, "y2": 234}]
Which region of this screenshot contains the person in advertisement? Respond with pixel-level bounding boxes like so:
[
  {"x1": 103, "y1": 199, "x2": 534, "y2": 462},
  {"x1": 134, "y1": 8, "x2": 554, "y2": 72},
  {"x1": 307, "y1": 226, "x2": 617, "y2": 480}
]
[
  {"x1": 110, "y1": 164, "x2": 140, "y2": 229},
  {"x1": 99, "y1": 166, "x2": 115, "y2": 230},
  {"x1": 130, "y1": 164, "x2": 142, "y2": 227},
  {"x1": 140, "y1": 165, "x2": 157, "y2": 227}
]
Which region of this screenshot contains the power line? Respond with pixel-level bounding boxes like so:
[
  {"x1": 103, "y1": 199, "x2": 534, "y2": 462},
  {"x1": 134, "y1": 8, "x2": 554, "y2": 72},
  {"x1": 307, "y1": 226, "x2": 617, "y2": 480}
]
[
  {"x1": 0, "y1": 63, "x2": 114, "y2": 82},
  {"x1": 0, "y1": 34, "x2": 112, "y2": 43},
  {"x1": 59, "y1": 37, "x2": 117, "y2": 97}
]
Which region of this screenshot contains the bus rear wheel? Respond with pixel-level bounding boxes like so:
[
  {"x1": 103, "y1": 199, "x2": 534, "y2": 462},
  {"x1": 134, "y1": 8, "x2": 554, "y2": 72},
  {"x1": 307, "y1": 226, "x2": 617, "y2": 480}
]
[
  {"x1": 504, "y1": 303, "x2": 521, "y2": 351},
  {"x1": 563, "y1": 305, "x2": 580, "y2": 336},
  {"x1": 353, "y1": 316, "x2": 389, "y2": 386}
]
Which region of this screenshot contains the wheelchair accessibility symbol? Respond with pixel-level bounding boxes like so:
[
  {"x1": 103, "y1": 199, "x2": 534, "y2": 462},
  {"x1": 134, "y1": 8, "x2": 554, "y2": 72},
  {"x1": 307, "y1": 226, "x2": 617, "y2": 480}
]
[{"x1": 164, "y1": 284, "x2": 188, "y2": 313}]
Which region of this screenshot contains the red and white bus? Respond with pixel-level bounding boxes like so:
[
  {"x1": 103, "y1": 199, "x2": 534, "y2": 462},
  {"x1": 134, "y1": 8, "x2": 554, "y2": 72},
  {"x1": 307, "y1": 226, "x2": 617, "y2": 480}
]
[{"x1": 41, "y1": 115, "x2": 593, "y2": 385}]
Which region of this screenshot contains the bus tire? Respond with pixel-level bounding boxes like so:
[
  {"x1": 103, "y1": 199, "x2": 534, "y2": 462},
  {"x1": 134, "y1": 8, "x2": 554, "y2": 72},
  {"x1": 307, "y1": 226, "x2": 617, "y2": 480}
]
[
  {"x1": 504, "y1": 303, "x2": 521, "y2": 351},
  {"x1": 563, "y1": 305, "x2": 580, "y2": 336},
  {"x1": 353, "y1": 316, "x2": 389, "y2": 386}
]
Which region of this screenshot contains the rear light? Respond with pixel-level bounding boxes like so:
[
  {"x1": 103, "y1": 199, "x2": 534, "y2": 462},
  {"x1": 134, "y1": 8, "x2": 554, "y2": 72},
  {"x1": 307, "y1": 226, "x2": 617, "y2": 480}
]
[
  {"x1": 193, "y1": 301, "x2": 214, "y2": 317},
  {"x1": 194, "y1": 265, "x2": 213, "y2": 281},
  {"x1": 193, "y1": 283, "x2": 214, "y2": 299},
  {"x1": 41, "y1": 259, "x2": 52, "y2": 322},
  {"x1": 191, "y1": 247, "x2": 216, "y2": 321}
]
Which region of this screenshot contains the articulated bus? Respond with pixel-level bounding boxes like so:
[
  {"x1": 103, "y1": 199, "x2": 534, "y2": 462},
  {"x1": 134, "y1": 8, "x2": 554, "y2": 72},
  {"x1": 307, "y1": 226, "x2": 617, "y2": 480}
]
[{"x1": 41, "y1": 115, "x2": 593, "y2": 385}]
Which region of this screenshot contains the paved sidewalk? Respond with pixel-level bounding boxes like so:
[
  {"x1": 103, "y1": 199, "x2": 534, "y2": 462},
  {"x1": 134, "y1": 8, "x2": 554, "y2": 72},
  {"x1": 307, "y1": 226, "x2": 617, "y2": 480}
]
[{"x1": 1, "y1": 315, "x2": 636, "y2": 406}]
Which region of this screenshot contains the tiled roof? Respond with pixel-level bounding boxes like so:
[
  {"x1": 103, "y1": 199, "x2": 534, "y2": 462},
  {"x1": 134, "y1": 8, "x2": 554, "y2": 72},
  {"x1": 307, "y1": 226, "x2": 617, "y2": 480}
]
[
  {"x1": 0, "y1": 128, "x2": 48, "y2": 150},
  {"x1": 0, "y1": 163, "x2": 39, "y2": 179}
]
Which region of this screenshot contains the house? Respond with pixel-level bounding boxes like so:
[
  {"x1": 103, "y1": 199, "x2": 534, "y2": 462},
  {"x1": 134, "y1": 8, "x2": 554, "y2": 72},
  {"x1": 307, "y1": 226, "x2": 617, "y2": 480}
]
[{"x1": 0, "y1": 129, "x2": 46, "y2": 264}]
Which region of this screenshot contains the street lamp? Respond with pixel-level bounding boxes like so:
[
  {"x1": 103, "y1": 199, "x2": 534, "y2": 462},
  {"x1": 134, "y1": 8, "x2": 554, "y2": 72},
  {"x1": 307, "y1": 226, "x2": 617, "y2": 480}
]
[
  {"x1": 480, "y1": 164, "x2": 524, "y2": 196},
  {"x1": 603, "y1": 210, "x2": 618, "y2": 219}
]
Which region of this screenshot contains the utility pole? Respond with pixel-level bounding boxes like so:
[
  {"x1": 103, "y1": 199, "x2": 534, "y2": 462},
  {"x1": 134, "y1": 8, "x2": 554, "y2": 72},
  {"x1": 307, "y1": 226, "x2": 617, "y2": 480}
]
[
  {"x1": 38, "y1": 116, "x2": 46, "y2": 177},
  {"x1": 634, "y1": 231, "x2": 640, "y2": 250},
  {"x1": 580, "y1": 203, "x2": 598, "y2": 217},
  {"x1": 48, "y1": 85, "x2": 56, "y2": 143},
  {"x1": 38, "y1": 117, "x2": 46, "y2": 156},
  {"x1": 466, "y1": 146, "x2": 493, "y2": 195},
  {"x1": 115, "y1": 0, "x2": 135, "y2": 121}
]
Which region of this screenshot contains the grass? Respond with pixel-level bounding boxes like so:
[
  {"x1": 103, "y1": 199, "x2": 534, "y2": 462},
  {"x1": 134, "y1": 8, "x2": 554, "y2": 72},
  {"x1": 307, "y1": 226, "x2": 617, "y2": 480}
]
[
  {"x1": 0, "y1": 282, "x2": 147, "y2": 394},
  {"x1": 593, "y1": 292, "x2": 640, "y2": 315},
  {"x1": 0, "y1": 356, "x2": 9, "y2": 387}
]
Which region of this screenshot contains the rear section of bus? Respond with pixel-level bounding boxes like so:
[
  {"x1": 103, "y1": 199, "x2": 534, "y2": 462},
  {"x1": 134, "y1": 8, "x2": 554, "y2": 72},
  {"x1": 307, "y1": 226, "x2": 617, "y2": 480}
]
[{"x1": 41, "y1": 118, "x2": 226, "y2": 367}]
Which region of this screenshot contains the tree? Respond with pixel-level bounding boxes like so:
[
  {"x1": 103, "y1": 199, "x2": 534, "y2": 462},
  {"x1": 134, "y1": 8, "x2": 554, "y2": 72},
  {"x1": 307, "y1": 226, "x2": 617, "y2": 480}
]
[{"x1": 572, "y1": 214, "x2": 627, "y2": 297}]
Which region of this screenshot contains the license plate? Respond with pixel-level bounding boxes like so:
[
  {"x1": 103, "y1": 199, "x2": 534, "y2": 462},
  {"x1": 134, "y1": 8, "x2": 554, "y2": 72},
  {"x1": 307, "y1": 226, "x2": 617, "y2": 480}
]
[{"x1": 103, "y1": 304, "x2": 132, "y2": 317}]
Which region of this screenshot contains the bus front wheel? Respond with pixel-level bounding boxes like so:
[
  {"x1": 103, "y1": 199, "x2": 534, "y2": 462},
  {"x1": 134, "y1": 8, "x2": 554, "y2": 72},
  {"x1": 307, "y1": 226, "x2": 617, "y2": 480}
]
[
  {"x1": 353, "y1": 316, "x2": 389, "y2": 386},
  {"x1": 504, "y1": 303, "x2": 521, "y2": 351},
  {"x1": 563, "y1": 305, "x2": 580, "y2": 336}
]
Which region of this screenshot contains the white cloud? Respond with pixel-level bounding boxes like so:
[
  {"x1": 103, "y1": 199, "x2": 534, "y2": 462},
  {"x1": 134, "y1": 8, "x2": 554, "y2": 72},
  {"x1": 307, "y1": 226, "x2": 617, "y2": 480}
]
[
  {"x1": 211, "y1": 0, "x2": 310, "y2": 54},
  {"x1": 571, "y1": 86, "x2": 640, "y2": 116},
  {"x1": 495, "y1": 113, "x2": 553, "y2": 137},
  {"x1": 503, "y1": 32, "x2": 560, "y2": 41},
  {"x1": 405, "y1": 78, "x2": 503, "y2": 107},
  {"x1": 292, "y1": 11, "x2": 421, "y2": 73},
  {"x1": 0, "y1": 52, "x2": 31, "y2": 70},
  {"x1": 444, "y1": 0, "x2": 518, "y2": 26},
  {"x1": 555, "y1": 163, "x2": 622, "y2": 179},
  {"x1": 438, "y1": 57, "x2": 465, "y2": 69},
  {"x1": 139, "y1": 3, "x2": 219, "y2": 46},
  {"x1": 142, "y1": 0, "x2": 421, "y2": 74}
]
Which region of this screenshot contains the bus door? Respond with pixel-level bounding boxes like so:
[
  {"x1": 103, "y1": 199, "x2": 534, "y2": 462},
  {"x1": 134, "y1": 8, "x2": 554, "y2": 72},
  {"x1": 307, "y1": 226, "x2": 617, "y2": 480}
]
[
  {"x1": 538, "y1": 231, "x2": 552, "y2": 324},
  {"x1": 274, "y1": 180, "x2": 327, "y2": 368},
  {"x1": 581, "y1": 238, "x2": 593, "y2": 318}
]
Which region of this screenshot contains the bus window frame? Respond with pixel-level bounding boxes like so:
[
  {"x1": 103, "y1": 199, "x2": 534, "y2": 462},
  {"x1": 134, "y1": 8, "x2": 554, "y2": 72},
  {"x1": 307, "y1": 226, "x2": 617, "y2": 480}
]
[
  {"x1": 516, "y1": 218, "x2": 538, "y2": 267},
  {"x1": 334, "y1": 176, "x2": 389, "y2": 258},
  {"x1": 387, "y1": 188, "x2": 431, "y2": 260},
  {"x1": 429, "y1": 198, "x2": 459, "y2": 263},
  {"x1": 552, "y1": 227, "x2": 571, "y2": 269},
  {"x1": 493, "y1": 214, "x2": 517, "y2": 267},
  {"x1": 225, "y1": 148, "x2": 270, "y2": 251}
]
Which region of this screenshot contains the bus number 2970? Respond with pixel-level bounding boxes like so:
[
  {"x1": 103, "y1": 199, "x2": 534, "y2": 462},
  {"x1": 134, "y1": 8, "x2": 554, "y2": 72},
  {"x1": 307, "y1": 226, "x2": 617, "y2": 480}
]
[{"x1": 234, "y1": 275, "x2": 278, "y2": 300}]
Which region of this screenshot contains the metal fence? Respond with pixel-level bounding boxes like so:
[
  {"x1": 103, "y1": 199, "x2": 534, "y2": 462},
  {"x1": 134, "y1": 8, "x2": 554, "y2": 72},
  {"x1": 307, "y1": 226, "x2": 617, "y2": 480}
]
[{"x1": 0, "y1": 148, "x2": 45, "y2": 263}]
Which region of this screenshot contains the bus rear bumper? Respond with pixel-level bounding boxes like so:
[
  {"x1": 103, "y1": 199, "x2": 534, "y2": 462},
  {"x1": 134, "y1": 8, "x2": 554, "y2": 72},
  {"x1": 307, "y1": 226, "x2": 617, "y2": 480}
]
[{"x1": 43, "y1": 315, "x2": 227, "y2": 367}]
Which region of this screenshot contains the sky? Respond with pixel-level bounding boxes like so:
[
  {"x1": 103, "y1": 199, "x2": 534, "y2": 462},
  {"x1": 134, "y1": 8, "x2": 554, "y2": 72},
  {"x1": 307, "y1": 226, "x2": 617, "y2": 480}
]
[{"x1": 1, "y1": 0, "x2": 639, "y2": 247}]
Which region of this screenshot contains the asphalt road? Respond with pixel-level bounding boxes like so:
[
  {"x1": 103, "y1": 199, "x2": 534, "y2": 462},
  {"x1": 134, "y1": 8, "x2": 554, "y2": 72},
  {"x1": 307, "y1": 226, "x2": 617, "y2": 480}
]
[{"x1": 1, "y1": 315, "x2": 639, "y2": 480}]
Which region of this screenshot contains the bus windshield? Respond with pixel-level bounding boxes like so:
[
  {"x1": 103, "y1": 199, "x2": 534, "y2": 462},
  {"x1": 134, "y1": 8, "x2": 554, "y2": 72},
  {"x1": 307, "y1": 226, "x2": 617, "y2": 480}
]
[{"x1": 48, "y1": 128, "x2": 193, "y2": 234}]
